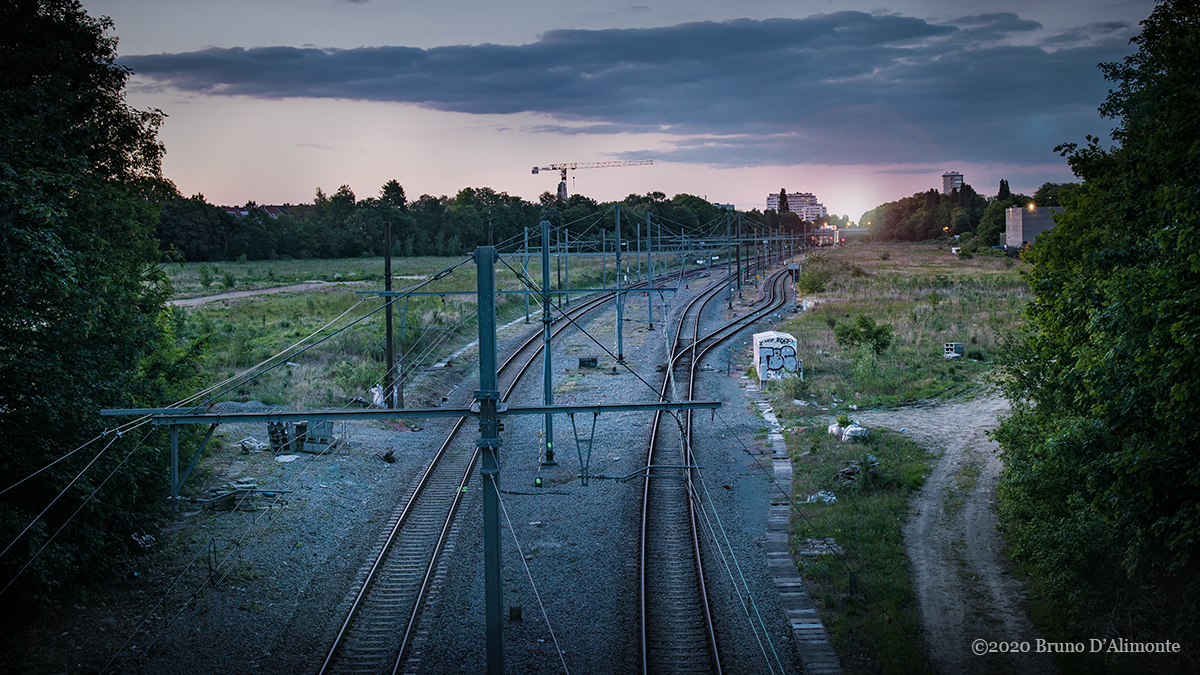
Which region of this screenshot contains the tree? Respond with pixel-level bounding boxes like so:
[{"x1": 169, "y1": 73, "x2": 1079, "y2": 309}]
[
  {"x1": 0, "y1": 0, "x2": 198, "y2": 659},
  {"x1": 778, "y1": 188, "x2": 789, "y2": 213},
  {"x1": 998, "y1": 178, "x2": 1011, "y2": 201},
  {"x1": 994, "y1": 0, "x2": 1200, "y2": 664},
  {"x1": 832, "y1": 315, "x2": 893, "y2": 354},
  {"x1": 380, "y1": 179, "x2": 407, "y2": 210}
]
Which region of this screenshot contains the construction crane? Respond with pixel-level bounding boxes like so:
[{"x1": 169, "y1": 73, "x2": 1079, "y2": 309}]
[{"x1": 532, "y1": 160, "x2": 653, "y2": 201}]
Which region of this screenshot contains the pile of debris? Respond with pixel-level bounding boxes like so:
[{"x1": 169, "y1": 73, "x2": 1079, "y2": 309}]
[
  {"x1": 796, "y1": 537, "x2": 844, "y2": 557},
  {"x1": 827, "y1": 420, "x2": 869, "y2": 442},
  {"x1": 833, "y1": 454, "x2": 880, "y2": 484},
  {"x1": 201, "y1": 478, "x2": 290, "y2": 510}
]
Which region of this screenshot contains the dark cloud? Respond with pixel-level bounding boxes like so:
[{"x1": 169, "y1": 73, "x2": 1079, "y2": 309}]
[{"x1": 120, "y1": 12, "x2": 1135, "y2": 166}]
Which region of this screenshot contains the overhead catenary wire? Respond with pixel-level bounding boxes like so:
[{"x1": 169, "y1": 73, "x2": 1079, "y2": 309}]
[
  {"x1": 689, "y1": 466, "x2": 786, "y2": 674},
  {"x1": 712, "y1": 408, "x2": 942, "y2": 675},
  {"x1": 1, "y1": 427, "x2": 156, "y2": 596},
  {"x1": 493, "y1": 476, "x2": 571, "y2": 675}
]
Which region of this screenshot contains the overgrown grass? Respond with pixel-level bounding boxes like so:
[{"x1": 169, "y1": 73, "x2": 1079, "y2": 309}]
[
  {"x1": 757, "y1": 243, "x2": 1030, "y2": 673},
  {"x1": 170, "y1": 253, "x2": 644, "y2": 409},
  {"x1": 787, "y1": 425, "x2": 932, "y2": 674},
  {"x1": 774, "y1": 242, "x2": 1028, "y2": 408}
]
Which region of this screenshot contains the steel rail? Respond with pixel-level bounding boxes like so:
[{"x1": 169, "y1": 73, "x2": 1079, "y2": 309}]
[
  {"x1": 319, "y1": 284, "x2": 631, "y2": 675},
  {"x1": 640, "y1": 267, "x2": 792, "y2": 674}
]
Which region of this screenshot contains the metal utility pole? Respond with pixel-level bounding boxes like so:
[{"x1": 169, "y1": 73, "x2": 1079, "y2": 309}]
[
  {"x1": 564, "y1": 229, "x2": 570, "y2": 307},
  {"x1": 615, "y1": 204, "x2": 624, "y2": 363},
  {"x1": 601, "y1": 229, "x2": 606, "y2": 287},
  {"x1": 523, "y1": 227, "x2": 530, "y2": 324},
  {"x1": 726, "y1": 212, "x2": 733, "y2": 309},
  {"x1": 648, "y1": 215, "x2": 655, "y2": 331},
  {"x1": 384, "y1": 221, "x2": 396, "y2": 408},
  {"x1": 473, "y1": 246, "x2": 504, "y2": 675},
  {"x1": 729, "y1": 212, "x2": 739, "y2": 296},
  {"x1": 636, "y1": 217, "x2": 642, "y2": 280},
  {"x1": 541, "y1": 221, "x2": 556, "y2": 466}
]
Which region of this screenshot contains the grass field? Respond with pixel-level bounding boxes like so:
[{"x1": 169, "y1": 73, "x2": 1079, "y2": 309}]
[
  {"x1": 760, "y1": 241, "x2": 1030, "y2": 674},
  {"x1": 769, "y1": 241, "x2": 1027, "y2": 408},
  {"x1": 168, "y1": 252, "x2": 678, "y2": 409},
  {"x1": 788, "y1": 426, "x2": 932, "y2": 674}
]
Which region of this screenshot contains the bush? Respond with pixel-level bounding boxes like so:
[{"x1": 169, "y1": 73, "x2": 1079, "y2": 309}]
[
  {"x1": 832, "y1": 315, "x2": 894, "y2": 355},
  {"x1": 796, "y1": 267, "x2": 833, "y2": 293}
]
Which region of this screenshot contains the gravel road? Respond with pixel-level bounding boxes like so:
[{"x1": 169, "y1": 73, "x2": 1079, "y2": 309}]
[{"x1": 852, "y1": 395, "x2": 1058, "y2": 675}]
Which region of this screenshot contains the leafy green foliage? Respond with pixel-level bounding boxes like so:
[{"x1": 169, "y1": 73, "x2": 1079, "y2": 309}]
[
  {"x1": 0, "y1": 0, "x2": 198, "y2": 658},
  {"x1": 833, "y1": 315, "x2": 894, "y2": 355},
  {"x1": 860, "y1": 183, "x2": 988, "y2": 241},
  {"x1": 787, "y1": 427, "x2": 931, "y2": 673},
  {"x1": 994, "y1": 1, "x2": 1200, "y2": 667}
]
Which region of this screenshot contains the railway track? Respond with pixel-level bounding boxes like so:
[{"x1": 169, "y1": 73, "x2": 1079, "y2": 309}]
[
  {"x1": 317, "y1": 259, "x2": 727, "y2": 675},
  {"x1": 318, "y1": 283, "x2": 635, "y2": 675},
  {"x1": 640, "y1": 268, "x2": 793, "y2": 674}
]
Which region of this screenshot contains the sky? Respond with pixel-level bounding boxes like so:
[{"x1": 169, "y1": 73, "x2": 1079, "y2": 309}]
[{"x1": 85, "y1": 0, "x2": 1155, "y2": 221}]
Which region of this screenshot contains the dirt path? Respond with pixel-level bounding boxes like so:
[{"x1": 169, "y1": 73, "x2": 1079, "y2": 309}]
[
  {"x1": 852, "y1": 394, "x2": 1058, "y2": 675},
  {"x1": 169, "y1": 280, "x2": 368, "y2": 307}
]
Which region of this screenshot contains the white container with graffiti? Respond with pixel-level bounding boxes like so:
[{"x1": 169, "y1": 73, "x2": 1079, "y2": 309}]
[{"x1": 753, "y1": 331, "x2": 800, "y2": 381}]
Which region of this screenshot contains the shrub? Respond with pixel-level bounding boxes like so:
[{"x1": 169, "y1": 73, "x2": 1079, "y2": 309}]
[
  {"x1": 796, "y1": 267, "x2": 833, "y2": 293},
  {"x1": 832, "y1": 315, "x2": 894, "y2": 355}
]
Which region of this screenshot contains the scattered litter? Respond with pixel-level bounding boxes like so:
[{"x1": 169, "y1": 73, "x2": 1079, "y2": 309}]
[
  {"x1": 275, "y1": 455, "x2": 300, "y2": 463},
  {"x1": 791, "y1": 399, "x2": 809, "y2": 406},
  {"x1": 849, "y1": 405, "x2": 858, "y2": 411},
  {"x1": 841, "y1": 424, "x2": 869, "y2": 442},
  {"x1": 834, "y1": 463, "x2": 859, "y2": 483},
  {"x1": 285, "y1": 362, "x2": 301, "y2": 367},
  {"x1": 374, "y1": 449, "x2": 396, "y2": 463},
  {"x1": 834, "y1": 455, "x2": 879, "y2": 483},
  {"x1": 827, "y1": 422, "x2": 844, "y2": 437},
  {"x1": 200, "y1": 478, "x2": 291, "y2": 510},
  {"x1": 805, "y1": 490, "x2": 838, "y2": 504},
  {"x1": 797, "y1": 537, "x2": 844, "y2": 556},
  {"x1": 722, "y1": 484, "x2": 732, "y2": 490},
  {"x1": 238, "y1": 437, "x2": 269, "y2": 453}
]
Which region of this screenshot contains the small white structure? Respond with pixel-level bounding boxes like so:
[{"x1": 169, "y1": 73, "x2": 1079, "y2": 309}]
[
  {"x1": 944, "y1": 342, "x2": 964, "y2": 359},
  {"x1": 753, "y1": 331, "x2": 800, "y2": 381}
]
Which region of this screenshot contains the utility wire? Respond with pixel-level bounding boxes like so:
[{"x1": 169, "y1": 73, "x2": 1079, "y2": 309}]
[
  {"x1": 1, "y1": 427, "x2": 156, "y2": 596},
  {"x1": 712, "y1": 408, "x2": 941, "y2": 675},
  {"x1": 493, "y1": 477, "x2": 571, "y2": 675}
]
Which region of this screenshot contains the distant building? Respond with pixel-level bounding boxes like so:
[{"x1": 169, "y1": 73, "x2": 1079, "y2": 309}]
[
  {"x1": 765, "y1": 191, "x2": 827, "y2": 221},
  {"x1": 1005, "y1": 206, "x2": 1063, "y2": 248},
  {"x1": 223, "y1": 204, "x2": 295, "y2": 219},
  {"x1": 711, "y1": 202, "x2": 736, "y2": 210},
  {"x1": 942, "y1": 171, "x2": 963, "y2": 194}
]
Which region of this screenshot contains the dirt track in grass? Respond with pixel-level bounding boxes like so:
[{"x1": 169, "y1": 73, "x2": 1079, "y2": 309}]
[{"x1": 852, "y1": 394, "x2": 1058, "y2": 675}]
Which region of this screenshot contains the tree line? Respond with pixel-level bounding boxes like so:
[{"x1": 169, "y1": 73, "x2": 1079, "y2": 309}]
[
  {"x1": 994, "y1": 1, "x2": 1198, "y2": 669},
  {"x1": 859, "y1": 179, "x2": 1071, "y2": 245},
  {"x1": 156, "y1": 185, "x2": 757, "y2": 262}
]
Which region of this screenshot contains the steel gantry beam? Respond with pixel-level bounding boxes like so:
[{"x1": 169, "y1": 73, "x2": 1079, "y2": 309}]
[{"x1": 102, "y1": 242, "x2": 724, "y2": 675}]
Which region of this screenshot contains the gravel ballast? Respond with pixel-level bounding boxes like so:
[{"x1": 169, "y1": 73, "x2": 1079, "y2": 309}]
[{"x1": 26, "y1": 274, "x2": 808, "y2": 675}]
